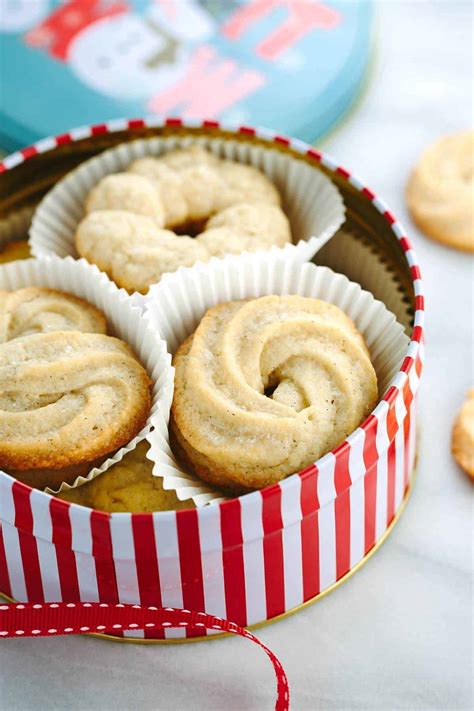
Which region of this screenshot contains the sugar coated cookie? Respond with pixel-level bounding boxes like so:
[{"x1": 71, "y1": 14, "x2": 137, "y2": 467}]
[
  {"x1": 170, "y1": 295, "x2": 377, "y2": 493},
  {"x1": 0, "y1": 332, "x2": 151, "y2": 482},
  {"x1": 0, "y1": 287, "x2": 107, "y2": 342},
  {"x1": 76, "y1": 148, "x2": 291, "y2": 293}
]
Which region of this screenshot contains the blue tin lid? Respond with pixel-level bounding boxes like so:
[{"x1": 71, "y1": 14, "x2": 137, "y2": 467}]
[{"x1": 0, "y1": 0, "x2": 372, "y2": 152}]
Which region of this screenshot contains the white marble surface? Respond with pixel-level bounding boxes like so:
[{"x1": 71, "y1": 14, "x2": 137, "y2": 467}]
[{"x1": 1, "y1": 2, "x2": 473, "y2": 710}]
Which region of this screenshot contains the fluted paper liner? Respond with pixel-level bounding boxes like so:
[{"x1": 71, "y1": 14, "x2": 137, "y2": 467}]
[
  {"x1": 316, "y1": 227, "x2": 414, "y2": 330},
  {"x1": 29, "y1": 135, "x2": 345, "y2": 301},
  {"x1": 145, "y1": 254, "x2": 410, "y2": 507},
  {"x1": 0, "y1": 257, "x2": 174, "y2": 495}
]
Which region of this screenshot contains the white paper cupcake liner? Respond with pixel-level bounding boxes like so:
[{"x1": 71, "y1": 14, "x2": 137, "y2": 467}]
[
  {"x1": 29, "y1": 136, "x2": 345, "y2": 301},
  {"x1": 0, "y1": 256, "x2": 174, "y2": 495},
  {"x1": 144, "y1": 254, "x2": 410, "y2": 507},
  {"x1": 316, "y1": 227, "x2": 414, "y2": 329}
]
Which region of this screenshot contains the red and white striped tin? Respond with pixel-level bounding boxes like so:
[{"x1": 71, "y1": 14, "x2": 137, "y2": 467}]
[{"x1": 0, "y1": 119, "x2": 425, "y2": 641}]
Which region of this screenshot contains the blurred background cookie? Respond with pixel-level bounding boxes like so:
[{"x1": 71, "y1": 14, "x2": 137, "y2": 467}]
[
  {"x1": 452, "y1": 389, "x2": 474, "y2": 479},
  {"x1": 406, "y1": 130, "x2": 474, "y2": 252}
]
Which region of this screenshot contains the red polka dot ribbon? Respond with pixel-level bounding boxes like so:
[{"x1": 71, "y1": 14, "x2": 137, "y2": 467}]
[{"x1": 0, "y1": 602, "x2": 289, "y2": 711}]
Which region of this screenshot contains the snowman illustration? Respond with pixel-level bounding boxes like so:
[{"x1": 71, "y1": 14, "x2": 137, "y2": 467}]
[
  {"x1": 22, "y1": 0, "x2": 265, "y2": 119},
  {"x1": 68, "y1": 0, "x2": 217, "y2": 101}
]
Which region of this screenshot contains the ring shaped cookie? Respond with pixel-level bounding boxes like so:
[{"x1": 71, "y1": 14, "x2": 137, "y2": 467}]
[
  {"x1": 406, "y1": 131, "x2": 474, "y2": 252},
  {"x1": 452, "y1": 389, "x2": 474, "y2": 479},
  {"x1": 75, "y1": 147, "x2": 292, "y2": 293}
]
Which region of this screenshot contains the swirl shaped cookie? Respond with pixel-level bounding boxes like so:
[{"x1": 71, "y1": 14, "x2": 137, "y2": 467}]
[
  {"x1": 0, "y1": 331, "x2": 151, "y2": 486},
  {"x1": 171, "y1": 296, "x2": 378, "y2": 493},
  {"x1": 75, "y1": 147, "x2": 291, "y2": 292},
  {"x1": 406, "y1": 131, "x2": 474, "y2": 252},
  {"x1": 0, "y1": 287, "x2": 107, "y2": 342}
]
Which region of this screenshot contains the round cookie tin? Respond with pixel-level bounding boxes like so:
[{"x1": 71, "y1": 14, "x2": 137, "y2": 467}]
[
  {"x1": 0, "y1": 0, "x2": 372, "y2": 152},
  {"x1": 0, "y1": 119, "x2": 424, "y2": 642}
]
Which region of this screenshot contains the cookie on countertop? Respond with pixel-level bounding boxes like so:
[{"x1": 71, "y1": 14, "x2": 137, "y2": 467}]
[
  {"x1": 452, "y1": 389, "x2": 474, "y2": 480},
  {"x1": 406, "y1": 131, "x2": 474, "y2": 252}
]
